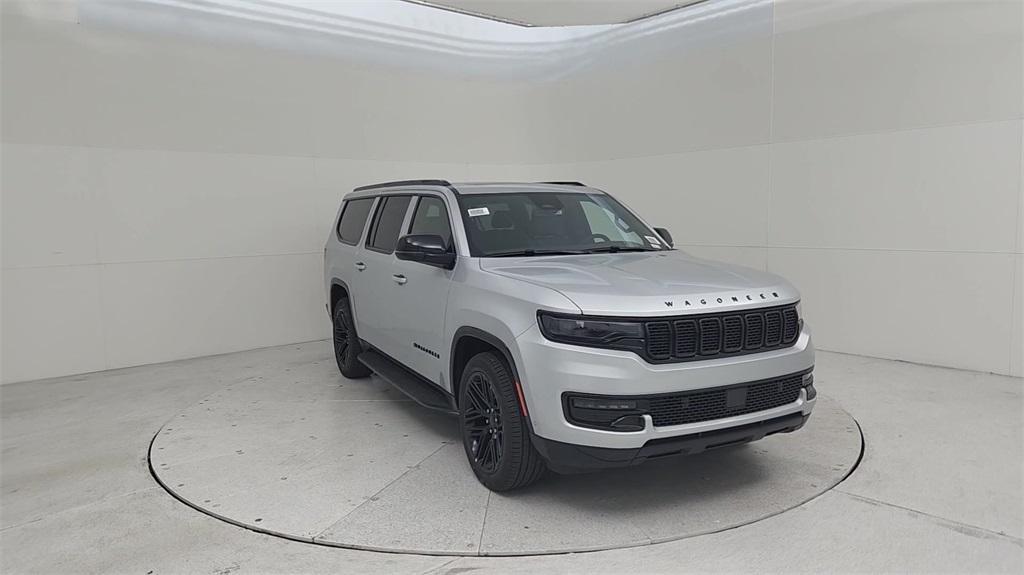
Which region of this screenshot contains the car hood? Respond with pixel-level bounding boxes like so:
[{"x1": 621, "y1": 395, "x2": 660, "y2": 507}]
[{"x1": 479, "y1": 251, "x2": 799, "y2": 316}]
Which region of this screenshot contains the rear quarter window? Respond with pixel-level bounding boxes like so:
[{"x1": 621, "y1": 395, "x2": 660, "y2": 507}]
[{"x1": 337, "y1": 198, "x2": 375, "y2": 245}]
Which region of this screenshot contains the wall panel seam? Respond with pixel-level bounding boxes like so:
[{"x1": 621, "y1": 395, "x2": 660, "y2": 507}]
[
  {"x1": 769, "y1": 117, "x2": 1021, "y2": 148},
  {"x1": 684, "y1": 242, "x2": 1019, "y2": 253},
  {"x1": 2, "y1": 252, "x2": 322, "y2": 271},
  {"x1": 763, "y1": 0, "x2": 777, "y2": 274},
  {"x1": 1010, "y1": 119, "x2": 1023, "y2": 375},
  {"x1": 95, "y1": 262, "x2": 112, "y2": 373},
  {"x1": 6, "y1": 119, "x2": 1017, "y2": 167}
]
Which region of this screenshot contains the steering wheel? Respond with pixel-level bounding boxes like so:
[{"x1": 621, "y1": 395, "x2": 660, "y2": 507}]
[{"x1": 590, "y1": 233, "x2": 612, "y2": 243}]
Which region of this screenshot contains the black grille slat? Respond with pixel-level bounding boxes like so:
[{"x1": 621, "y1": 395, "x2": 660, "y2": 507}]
[
  {"x1": 782, "y1": 308, "x2": 800, "y2": 343},
  {"x1": 744, "y1": 313, "x2": 764, "y2": 349},
  {"x1": 722, "y1": 316, "x2": 743, "y2": 352},
  {"x1": 639, "y1": 304, "x2": 800, "y2": 363},
  {"x1": 699, "y1": 318, "x2": 722, "y2": 355},
  {"x1": 764, "y1": 310, "x2": 783, "y2": 346},
  {"x1": 647, "y1": 373, "x2": 805, "y2": 427},
  {"x1": 674, "y1": 319, "x2": 698, "y2": 357},
  {"x1": 645, "y1": 322, "x2": 671, "y2": 360}
]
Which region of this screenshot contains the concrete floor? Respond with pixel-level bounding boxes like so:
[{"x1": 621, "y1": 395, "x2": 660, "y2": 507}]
[
  {"x1": 147, "y1": 349, "x2": 860, "y2": 556},
  {"x1": 1, "y1": 342, "x2": 1021, "y2": 573}
]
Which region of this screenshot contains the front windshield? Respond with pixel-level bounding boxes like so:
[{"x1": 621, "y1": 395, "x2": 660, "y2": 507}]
[{"x1": 457, "y1": 192, "x2": 668, "y2": 257}]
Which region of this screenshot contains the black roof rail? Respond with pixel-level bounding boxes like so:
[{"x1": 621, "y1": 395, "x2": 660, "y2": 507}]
[
  {"x1": 353, "y1": 179, "x2": 458, "y2": 193},
  {"x1": 538, "y1": 181, "x2": 586, "y2": 186}
]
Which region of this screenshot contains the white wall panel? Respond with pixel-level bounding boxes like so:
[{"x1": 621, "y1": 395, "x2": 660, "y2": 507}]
[
  {"x1": 677, "y1": 246, "x2": 767, "y2": 272},
  {"x1": 309, "y1": 70, "x2": 540, "y2": 164},
  {"x1": 1, "y1": 144, "x2": 101, "y2": 268},
  {"x1": 0, "y1": 14, "x2": 539, "y2": 165},
  {"x1": 533, "y1": 34, "x2": 772, "y2": 162},
  {"x1": 0, "y1": 18, "x2": 85, "y2": 147},
  {"x1": 769, "y1": 121, "x2": 1021, "y2": 253},
  {"x1": 1, "y1": 266, "x2": 106, "y2": 382},
  {"x1": 1019, "y1": 120, "x2": 1024, "y2": 257},
  {"x1": 98, "y1": 254, "x2": 326, "y2": 369},
  {"x1": 767, "y1": 248, "x2": 1015, "y2": 374},
  {"x1": 772, "y1": 0, "x2": 1022, "y2": 141},
  {"x1": 535, "y1": 146, "x2": 771, "y2": 248},
  {"x1": 1015, "y1": 124, "x2": 1023, "y2": 377},
  {"x1": 94, "y1": 149, "x2": 320, "y2": 262},
  {"x1": 450, "y1": 162, "x2": 543, "y2": 183}
]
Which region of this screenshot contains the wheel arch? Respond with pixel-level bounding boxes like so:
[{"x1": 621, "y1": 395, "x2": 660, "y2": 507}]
[
  {"x1": 450, "y1": 327, "x2": 523, "y2": 410},
  {"x1": 329, "y1": 278, "x2": 351, "y2": 315}
]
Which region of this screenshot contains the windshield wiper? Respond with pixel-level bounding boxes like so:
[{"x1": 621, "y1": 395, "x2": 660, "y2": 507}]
[
  {"x1": 582, "y1": 245, "x2": 659, "y2": 254},
  {"x1": 485, "y1": 249, "x2": 590, "y2": 257}
]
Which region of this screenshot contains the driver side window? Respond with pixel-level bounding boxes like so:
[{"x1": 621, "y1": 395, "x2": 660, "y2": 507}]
[{"x1": 409, "y1": 196, "x2": 453, "y2": 250}]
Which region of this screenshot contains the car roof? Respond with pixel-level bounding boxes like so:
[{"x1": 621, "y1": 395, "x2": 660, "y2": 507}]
[
  {"x1": 451, "y1": 182, "x2": 600, "y2": 195},
  {"x1": 345, "y1": 180, "x2": 602, "y2": 199}
]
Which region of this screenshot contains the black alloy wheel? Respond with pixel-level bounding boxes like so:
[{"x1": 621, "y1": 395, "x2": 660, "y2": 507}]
[
  {"x1": 332, "y1": 297, "x2": 370, "y2": 378},
  {"x1": 458, "y1": 351, "x2": 545, "y2": 491},
  {"x1": 463, "y1": 371, "x2": 504, "y2": 473}
]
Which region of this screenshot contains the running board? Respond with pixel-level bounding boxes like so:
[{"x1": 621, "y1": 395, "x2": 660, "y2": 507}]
[{"x1": 357, "y1": 350, "x2": 457, "y2": 415}]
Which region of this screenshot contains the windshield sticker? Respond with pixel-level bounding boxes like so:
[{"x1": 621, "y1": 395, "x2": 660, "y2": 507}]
[
  {"x1": 645, "y1": 235, "x2": 662, "y2": 246},
  {"x1": 467, "y1": 207, "x2": 490, "y2": 217}
]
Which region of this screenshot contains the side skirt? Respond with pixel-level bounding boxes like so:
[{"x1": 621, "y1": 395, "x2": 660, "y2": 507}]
[{"x1": 357, "y1": 348, "x2": 458, "y2": 415}]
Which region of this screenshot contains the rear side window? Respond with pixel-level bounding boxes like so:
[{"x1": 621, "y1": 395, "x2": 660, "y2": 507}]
[
  {"x1": 337, "y1": 198, "x2": 375, "y2": 245},
  {"x1": 367, "y1": 195, "x2": 412, "y2": 253}
]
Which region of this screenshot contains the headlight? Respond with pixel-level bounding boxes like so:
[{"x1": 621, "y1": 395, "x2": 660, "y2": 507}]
[
  {"x1": 796, "y1": 301, "x2": 804, "y2": 330},
  {"x1": 538, "y1": 312, "x2": 645, "y2": 354}
]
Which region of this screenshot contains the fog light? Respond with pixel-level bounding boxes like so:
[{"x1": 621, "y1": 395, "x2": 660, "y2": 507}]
[
  {"x1": 566, "y1": 396, "x2": 646, "y2": 431},
  {"x1": 801, "y1": 372, "x2": 816, "y2": 400},
  {"x1": 571, "y1": 397, "x2": 637, "y2": 410}
]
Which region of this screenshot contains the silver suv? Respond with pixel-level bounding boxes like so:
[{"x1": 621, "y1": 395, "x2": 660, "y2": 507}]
[{"x1": 324, "y1": 180, "x2": 816, "y2": 491}]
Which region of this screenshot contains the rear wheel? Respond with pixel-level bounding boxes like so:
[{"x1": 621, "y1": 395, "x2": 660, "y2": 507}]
[
  {"x1": 458, "y1": 351, "x2": 545, "y2": 491},
  {"x1": 332, "y1": 297, "x2": 370, "y2": 378}
]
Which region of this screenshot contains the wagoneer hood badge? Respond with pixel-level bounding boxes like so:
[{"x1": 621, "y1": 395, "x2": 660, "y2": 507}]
[{"x1": 480, "y1": 251, "x2": 798, "y2": 316}]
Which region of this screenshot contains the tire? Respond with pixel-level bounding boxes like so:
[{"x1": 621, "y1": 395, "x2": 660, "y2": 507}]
[
  {"x1": 332, "y1": 297, "x2": 371, "y2": 379},
  {"x1": 458, "y1": 351, "x2": 545, "y2": 491}
]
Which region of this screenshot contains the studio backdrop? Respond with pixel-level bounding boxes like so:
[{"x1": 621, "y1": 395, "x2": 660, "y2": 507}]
[{"x1": 2, "y1": 0, "x2": 1021, "y2": 383}]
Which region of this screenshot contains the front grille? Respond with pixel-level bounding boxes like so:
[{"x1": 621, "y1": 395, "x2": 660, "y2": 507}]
[
  {"x1": 647, "y1": 372, "x2": 805, "y2": 427},
  {"x1": 674, "y1": 319, "x2": 698, "y2": 357},
  {"x1": 645, "y1": 322, "x2": 671, "y2": 360},
  {"x1": 642, "y1": 304, "x2": 800, "y2": 363}
]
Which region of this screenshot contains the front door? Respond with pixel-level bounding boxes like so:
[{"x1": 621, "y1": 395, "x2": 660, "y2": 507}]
[{"x1": 388, "y1": 194, "x2": 456, "y2": 385}]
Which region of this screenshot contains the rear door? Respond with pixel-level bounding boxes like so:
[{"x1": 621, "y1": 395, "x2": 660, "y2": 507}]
[
  {"x1": 356, "y1": 194, "x2": 414, "y2": 355},
  {"x1": 329, "y1": 195, "x2": 377, "y2": 334},
  {"x1": 388, "y1": 194, "x2": 456, "y2": 383}
]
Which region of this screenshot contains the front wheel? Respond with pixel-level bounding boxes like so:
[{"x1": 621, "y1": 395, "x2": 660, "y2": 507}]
[{"x1": 458, "y1": 351, "x2": 545, "y2": 491}]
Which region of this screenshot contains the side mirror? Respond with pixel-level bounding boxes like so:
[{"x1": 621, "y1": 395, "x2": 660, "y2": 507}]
[
  {"x1": 395, "y1": 234, "x2": 455, "y2": 269},
  {"x1": 653, "y1": 227, "x2": 674, "y2": 247}
]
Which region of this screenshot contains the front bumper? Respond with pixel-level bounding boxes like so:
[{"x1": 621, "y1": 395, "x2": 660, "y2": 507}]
[
  {"x1": 533, "y1": 412, "x2": 810, "y2": 473},
  {"x1": 514, "y1": 322, "x2": 816, "y2": 452}
]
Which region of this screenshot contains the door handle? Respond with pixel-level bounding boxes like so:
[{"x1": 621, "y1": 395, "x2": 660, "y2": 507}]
[
  {"x1": 392, "y1": 274, "x2": 407, "y2": 285},
  {"x1": 354, "y1": 262, "x2": 366, "y2": 271}
]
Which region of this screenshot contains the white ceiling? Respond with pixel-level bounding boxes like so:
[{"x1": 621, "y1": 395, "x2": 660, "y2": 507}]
[
  {"x1": 79, "y1": 0, "x2": 755, "y2": 80},
  {"x1": 412, "y1": 0, "x2": 705, "y2": 26}
]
